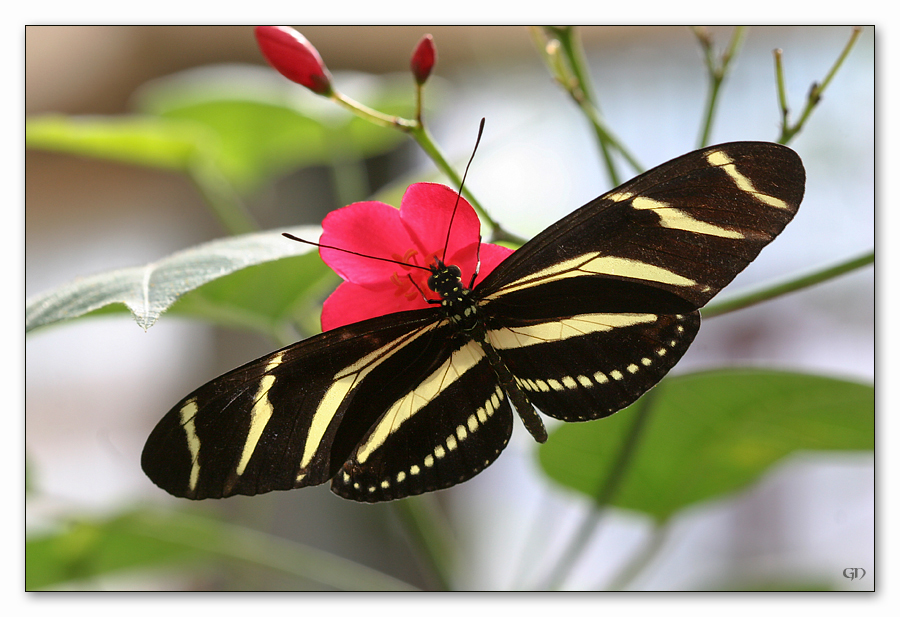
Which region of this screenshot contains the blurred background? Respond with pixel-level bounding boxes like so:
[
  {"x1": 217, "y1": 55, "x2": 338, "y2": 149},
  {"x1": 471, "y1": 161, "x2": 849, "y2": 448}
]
[{"x1": 26, "y1": 26, "x2": 873, "y2": 590}]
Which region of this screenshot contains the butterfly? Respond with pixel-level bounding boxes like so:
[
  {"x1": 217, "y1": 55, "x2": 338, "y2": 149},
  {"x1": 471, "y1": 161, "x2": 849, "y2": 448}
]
[{"x1": 142, "y1": 141, "x2": 804, "y2": 502}]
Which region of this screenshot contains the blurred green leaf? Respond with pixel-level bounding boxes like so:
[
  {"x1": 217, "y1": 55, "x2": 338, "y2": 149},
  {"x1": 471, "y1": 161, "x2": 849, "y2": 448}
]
[
  {"x1": 26, "y1": 114, "x2": 211, "y2": 171},
  {"x1": 26, "y1": 508, "x2": 418, "y2": 590},
  {"x1": 27, "y1": 513, "x2": 196, "y2": 590},
  {"x1": 27, "y1": 67, "x2": 416, "y2": 205},
  {"x1": 136, "y1": 66, "x2": 413, "y2": 193},
  {"x1": 539, "y1": 369, "x2": 874, "y2": 522},
  {"x1": 169, "y1": 249, "x2": 337, "y2": 340},
  {"x1": 26, "y1": 226, "x2": 321, "y2": 334}
]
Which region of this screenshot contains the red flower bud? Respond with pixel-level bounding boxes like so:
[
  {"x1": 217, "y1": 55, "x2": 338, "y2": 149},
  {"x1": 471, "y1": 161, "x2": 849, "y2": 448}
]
[
  {"x1": 254, "y1": 26, "x2": 333, "y2": 95},
  {"x1": 410, "y1": 34, "x2": 436, "y2": 85}
]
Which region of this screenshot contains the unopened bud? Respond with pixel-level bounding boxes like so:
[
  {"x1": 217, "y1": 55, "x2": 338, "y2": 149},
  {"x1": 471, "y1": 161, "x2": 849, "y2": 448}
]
[
  {"x1": 410, "y1": 34, "x2": 436, "y2": 85},
  {"x1": 255, "y1": 26, "x2": 333, "y2": 96}
]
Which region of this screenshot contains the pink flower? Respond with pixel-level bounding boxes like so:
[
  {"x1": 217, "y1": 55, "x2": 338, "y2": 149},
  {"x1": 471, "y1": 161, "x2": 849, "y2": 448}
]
[
  {"x1": 319, "y1": 183, "x2": 513, "y2": 331},
  {"x1": 255, "y1": 26, "x2": 333, "y2": 95},
  {"x1": 410, "y1": 34, "x2": 436, "y2": 85}
]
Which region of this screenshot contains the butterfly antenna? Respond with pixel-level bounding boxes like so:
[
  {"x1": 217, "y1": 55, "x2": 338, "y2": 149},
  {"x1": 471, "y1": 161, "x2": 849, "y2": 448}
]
[
  {"x1": 282, "y1": 233, "x2": 431, "y2": 272},
  {"x1": 442, "y1": 117, "x2": 485, "y2": 263}
]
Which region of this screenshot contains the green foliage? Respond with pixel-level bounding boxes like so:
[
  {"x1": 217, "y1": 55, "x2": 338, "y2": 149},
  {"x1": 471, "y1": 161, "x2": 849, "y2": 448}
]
[
  {"x1": 26, "y1": 114, "x2": 206, "y2": 171},
  {"x1": 136, "y1": 67, "x2": 412, "y2": 194},
  {"x1": 170, "y1": 250, "x2": 336, "y2": 340},
  {"x1": 27, "y1": 513, "x2": 199, "y2": 590},
  {"x1": 25, "y1": 226, "x2": 330, "y2": 340},
  {"x1": 26, "y1": 509, "x2": 417, "y2": 591},
  {"x1": 26, "y1": 67, "x2": 414, "y2": 235},
  {"x1": 540, "y1": 369, "x2": 874, "y2": 522},
  {"x1": 27, "y1": 68, "x2": 411, "y2": 196}
]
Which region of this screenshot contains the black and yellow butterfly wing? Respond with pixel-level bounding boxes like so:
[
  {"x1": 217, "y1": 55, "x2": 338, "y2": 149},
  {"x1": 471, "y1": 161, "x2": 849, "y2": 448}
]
[
  {"x1": 142, "y1": 141, "x2": 804, "y2": 502},
  {"x1": 474, "y1": 142, "x2": 804, "y2": 423}
]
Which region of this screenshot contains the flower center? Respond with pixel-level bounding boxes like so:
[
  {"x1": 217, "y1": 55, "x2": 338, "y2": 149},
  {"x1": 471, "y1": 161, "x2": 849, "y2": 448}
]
[{"x1": 389, "y1": 247, "x2": 441, "y2": 302}]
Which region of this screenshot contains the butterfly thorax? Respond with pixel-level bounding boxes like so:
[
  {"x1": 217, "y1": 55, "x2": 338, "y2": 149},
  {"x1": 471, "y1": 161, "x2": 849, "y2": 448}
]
[{"x1": 428, "y1": 260, "x2": 480, "y2": 332}]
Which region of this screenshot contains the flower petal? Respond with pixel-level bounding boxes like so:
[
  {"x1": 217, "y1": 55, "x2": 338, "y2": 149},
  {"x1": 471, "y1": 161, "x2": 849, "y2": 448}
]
[
  {"x1": 322, "y1": 279, "x2": 429, "y2": 331},
  {"x1": 399, "y1": 183, "x2": 481, "y2": 272},
  {"x1": 448, "y1": 241, "x2": 514, "y2": 287},
  {"x1": 319, "y1": 201, "x2": 414, "y2": 287}
]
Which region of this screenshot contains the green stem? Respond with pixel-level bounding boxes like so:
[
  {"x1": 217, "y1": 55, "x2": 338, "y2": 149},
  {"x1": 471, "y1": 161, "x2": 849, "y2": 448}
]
[
  {"x1": 327, "y1": 88, "x2": 526, "y2": 245},
  {"x1": 694, "y1": 26, "x2": 747, "y2": 148},
  {"x1": 777, "y1": 26, "x2": 862, "y2": 144},
  {"x1": 550, "y1": 27, "x2": 619, "y2": 184},
  {"x1": 414, "y1": 83, "x2": 425, "y2": 126},
  {"x1": 604, "y1": 522, "x2": 672, "y2": 590},
  {"x1": 392, "y1": 495, "x2": 457, "y2": 590},
  {"x1": 537, "y1": 27, "x2": 643, "y2": 182},
  {"x1": 187, "y1": 155, "x2": 260, "y2": 235},
  {"x1": 560, "y1": 27, "x2": 644, "y2": 178},
  {"x1": 408, "y1": 123, "x2": 527, "y2": 245},
  {"x1": 774, "y1": 48, "x2": 790, "y2": 133},
  {"x1": 330, "y1": 90, "x2": 416, "y2": 131},
  {"x1": 702, "y1": 251, "x2": 873, "y2": 319},
  {"x1": 541, "y1": 387, "x2": 661, "y2": 589}
]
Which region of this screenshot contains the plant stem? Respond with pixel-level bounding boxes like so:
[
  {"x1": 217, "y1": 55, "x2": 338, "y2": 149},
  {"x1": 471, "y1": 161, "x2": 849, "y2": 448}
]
[
  {"x1": 392, "y1": 495, "x2": 457, "y2": 590},
  {"x1": 330, "y1": 90, "x2": 416, "y2": 131},
  {"x1": 777, "y1": 26, "x2": 862, "y2": 144},
  {"x1": 188, "y1": 156, "x2": 260, "y2": 235},
  {"x1": 327, "y1": 86, "x2": 527, "y2": 245},
  {"x1": 702, "y1": 250, "x2": 873, "y2": 318},
  {"x1": 694, "y1": 26, "x2": 747, "y2": 148},
  {"x1": 541, "y1": 387, "x2": 661, "y2": 589},
  {"x1": 604, "y1": 522, "x2": 672, "y2": 590},
  {"x1": 407, "y1": 123, "x2": 527, "y2": 245},
  {"x1": 534, "y1": 27, "x2": 643, "y2": 184}
]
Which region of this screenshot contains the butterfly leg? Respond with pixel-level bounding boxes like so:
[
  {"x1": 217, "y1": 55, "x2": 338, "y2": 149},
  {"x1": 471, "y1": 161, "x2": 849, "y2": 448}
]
[{"x1": 469, "y1": 236, "x2": 482, "y2": 288}]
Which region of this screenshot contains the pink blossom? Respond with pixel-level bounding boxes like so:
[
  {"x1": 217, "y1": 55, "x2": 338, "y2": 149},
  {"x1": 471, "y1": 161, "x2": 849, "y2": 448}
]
[{"x1": 319, "y1": 183, "x2": 512, "y2": 330}]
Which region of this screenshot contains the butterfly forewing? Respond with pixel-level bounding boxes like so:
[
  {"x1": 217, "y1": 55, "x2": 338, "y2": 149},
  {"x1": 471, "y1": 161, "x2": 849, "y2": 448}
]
[{"x1": 476, "y1": 142, "x2": 804, "y2": 309}]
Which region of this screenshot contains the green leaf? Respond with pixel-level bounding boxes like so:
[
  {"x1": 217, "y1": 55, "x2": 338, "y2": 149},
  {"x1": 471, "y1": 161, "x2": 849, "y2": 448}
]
[
  {"x1": 169, "y1": 250, "x2": 337, "y2": 340},
  {"x1": 539, "y1": 369, "x2": 874, "y2": 522},
  {"x1": 26, "y1": 226, "x2": 321, "y2": 333},
  {"x1": 136, "y1": 66, "x2": 412, "y2": 193},
  {"x1": 26, "y1": 114, "x2": 211, "y2": 171},
  {"x1": 26, "y1": 513, "x2": 196, "y2": 590},
  {"x1": 26, "y1": 508, "x2": 417, "y2": 590}
]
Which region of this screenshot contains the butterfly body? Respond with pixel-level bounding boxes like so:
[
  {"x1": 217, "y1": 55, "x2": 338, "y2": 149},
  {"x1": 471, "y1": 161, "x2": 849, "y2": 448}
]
[{"x1": 142, "y1": 142, "x2": 805, "y2": 502}]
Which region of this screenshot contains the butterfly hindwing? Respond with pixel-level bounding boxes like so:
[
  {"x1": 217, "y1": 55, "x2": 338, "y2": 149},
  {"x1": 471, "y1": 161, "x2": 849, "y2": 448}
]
[
  {"x1": 485, "y1": 311, "x2": 700, "y2": 422},
  {"x1": 331, "y1": 340, "x2": 514, "y2": 501}
]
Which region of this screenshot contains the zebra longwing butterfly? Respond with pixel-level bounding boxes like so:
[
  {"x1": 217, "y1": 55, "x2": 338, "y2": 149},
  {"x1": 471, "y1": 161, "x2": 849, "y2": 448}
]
[{"x1": 142, "y1": 142, "x2": 804, "y2": 502}]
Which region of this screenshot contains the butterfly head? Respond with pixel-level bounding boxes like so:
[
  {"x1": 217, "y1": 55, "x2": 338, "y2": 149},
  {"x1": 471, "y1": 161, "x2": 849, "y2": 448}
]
[{"x1": 427, "y1": 259, "x2": 463, "y2": 296}]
